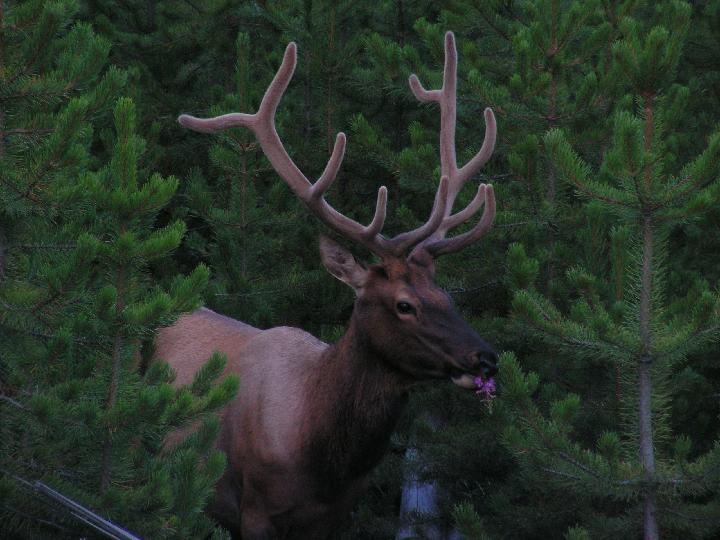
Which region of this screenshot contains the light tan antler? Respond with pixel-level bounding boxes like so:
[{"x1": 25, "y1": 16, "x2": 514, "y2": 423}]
[
  {"x1": 178, "y1": 43, "x2": 449, "y2": 258},
  {"x1": 409, "y1": 31, "x2": 497, "y2": 257}
]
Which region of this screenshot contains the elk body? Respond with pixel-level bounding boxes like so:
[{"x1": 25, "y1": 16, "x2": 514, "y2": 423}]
[{"x1": 156, "y1": 32, "x2": 499, "y2": 539}]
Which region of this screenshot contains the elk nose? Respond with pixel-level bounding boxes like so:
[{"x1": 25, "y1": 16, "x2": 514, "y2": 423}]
[{"x1": 468, "y1": 350, "x2": 498, "y2": 379}]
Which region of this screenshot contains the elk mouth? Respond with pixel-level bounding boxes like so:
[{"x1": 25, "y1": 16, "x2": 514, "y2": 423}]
[
  {"x1": 449, "y1": 349, "x2": 498, "y2": 391},
  {"x1": 450, "y1": 369, "x2": 481, "y2": 390}
]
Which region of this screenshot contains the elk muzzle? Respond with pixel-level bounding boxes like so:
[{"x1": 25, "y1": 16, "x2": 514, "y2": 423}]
[{"x1": 451, "y1": 348, "x2": 498, "y2": 389}]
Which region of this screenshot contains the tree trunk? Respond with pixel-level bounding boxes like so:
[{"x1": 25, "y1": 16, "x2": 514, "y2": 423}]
[
  {"x1": 396, "y1": 446, "x2": 444, "y2": 540},
  {"x1": 638, "y1": 214, "x2": 658, "y2": 540},
  {"x1": 396, "y1": 415, "x2": 458, "y2": 540},
  {"x1": 0, "y1": 1, "x2": 5, "y2": 159},
  {"x1": 638, "y1": 91, "x2": 658, "y2": 539},
  {"x1": 544, "y1": 0, "x2": 559, "y2": 292},
  {"x1": 303, "y1": 0, "x2": 313, "y2": 144},
  {"x1": 100, "y1": 265, "x2": 126, "y2": 493}
]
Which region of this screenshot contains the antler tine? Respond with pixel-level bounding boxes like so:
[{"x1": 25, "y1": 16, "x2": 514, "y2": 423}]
[
  {"x1": 178, "y1": 42, "x2": 299, "y2": 133},
  {"x1": 408, "y1": 31, "x2": 497, "y2": 257},
  {"x1": 458, "y1": 108, "x2": 497, "y2": 184},
  {"x1": 381, "y1": 177, "x2": 449, "y2": 255},
  {"x1": 179, "y1": 42, "x2": 394, "y2": 257},
  {"x1": 179, "y1": 112, "x2": 254, "y2": 132},
  {"x1": 437, "y1": 183, "x2": 487, "y2": 237},
  {"x1": 423, "y1": 185, "x2": 495, "y2": 257}
]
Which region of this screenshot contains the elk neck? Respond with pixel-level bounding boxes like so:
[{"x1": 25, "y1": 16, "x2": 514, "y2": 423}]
[{"x1": 303, "y1": 309, "x2": 411, "y2": 502}]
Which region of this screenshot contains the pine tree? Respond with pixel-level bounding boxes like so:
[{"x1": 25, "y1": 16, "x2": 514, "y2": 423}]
[
  {"x1": 0, "y1": 95, "x2": 238, "y2": 539},
  {"x1": 0, "y1": 0, "x2": 125, "y2": 276},
  {"x1": 499, "y1": 1, "x2": 720, "y2": 537},
  {"x1": 79, "y1": 0, "x2": 265, "y2": 176},
  {"x1": 180, "y1": 31, "x2": 283, "y2": 326},
  {"x1": 86, "y1": 97, "x2": 237, "y2": 538},
  {"x1": 0, "y1": 3, "x2": 121, "y2": 535}
]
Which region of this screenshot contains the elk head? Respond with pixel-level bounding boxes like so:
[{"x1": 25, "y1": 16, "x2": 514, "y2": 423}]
[
  {"x1": 178, "y1": 31, "x2": 498, "y2": 389},
  {"x1": 319, "y1": 235, "x2": 498, "y2": 388}
]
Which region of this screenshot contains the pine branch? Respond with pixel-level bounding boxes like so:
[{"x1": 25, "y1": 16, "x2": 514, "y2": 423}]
[
  {"x1": 3, "y1": 472, "x2": 142, "y2": 540},
  {"x1": 663, "y1": 507, "x2": 720, "y2": 524},
  {"x1": 654, "y1": 324, "x2": 720, "y2": 364},
  {"x1": 541, "y1": 467, "x2": 583, "y2": 481},
  {"x1": 0, "y1": 394, "x2": 26, "y2": 410}
]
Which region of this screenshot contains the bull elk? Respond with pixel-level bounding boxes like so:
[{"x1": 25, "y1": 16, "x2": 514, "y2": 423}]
[{"x1": 157, "y1": 31, "x2": 498, "y2": 539}]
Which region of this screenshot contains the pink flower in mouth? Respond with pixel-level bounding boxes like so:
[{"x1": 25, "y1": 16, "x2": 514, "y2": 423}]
[{"x1": 474, "y1": 376, "x2": 496, "y2": 398}]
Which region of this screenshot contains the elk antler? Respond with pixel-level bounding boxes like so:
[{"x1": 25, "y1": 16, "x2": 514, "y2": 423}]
[
  {"x1": 178, "y1": 43, "x2": 449, "y2": 259},
  {"x1": 409, "y1": 31, "x2": 497, "y2": 258}
]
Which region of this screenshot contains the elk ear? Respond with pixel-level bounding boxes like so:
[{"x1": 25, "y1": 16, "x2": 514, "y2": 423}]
[{"x1": 319, "y1": 236, "x2": 368, "y2": 293}]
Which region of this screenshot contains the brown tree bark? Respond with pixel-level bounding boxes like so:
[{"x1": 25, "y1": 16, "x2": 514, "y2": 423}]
[{"x1": 638, "y1": 93, "x2": 659, "y2": 540}]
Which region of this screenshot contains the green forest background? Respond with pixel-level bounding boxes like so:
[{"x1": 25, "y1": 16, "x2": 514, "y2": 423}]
[{"x1": 1, "y1": 0, "x2": 720, "y2": 538}]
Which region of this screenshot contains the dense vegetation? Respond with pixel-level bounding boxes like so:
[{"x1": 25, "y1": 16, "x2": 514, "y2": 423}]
[{"x1": 1, "y1": 0, "x2": 719, "y2": 538}]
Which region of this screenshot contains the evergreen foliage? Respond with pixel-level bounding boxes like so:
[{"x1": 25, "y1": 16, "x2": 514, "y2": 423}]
[
  {"x1": 0, "y1": 15, "x2": 237, "y2": 533},
  {"x1": 495, "y1": 1, "x2": 720, "y2": 537}
]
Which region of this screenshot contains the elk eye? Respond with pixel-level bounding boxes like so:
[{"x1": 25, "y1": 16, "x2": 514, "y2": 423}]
[{"x1": 396, "y1": 301, "x2": 415, "y2": 315}]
